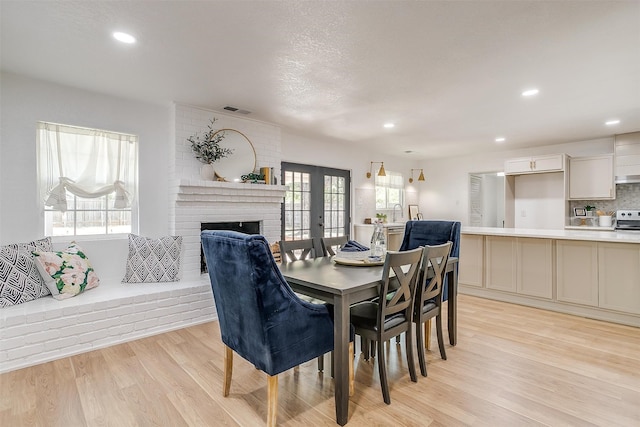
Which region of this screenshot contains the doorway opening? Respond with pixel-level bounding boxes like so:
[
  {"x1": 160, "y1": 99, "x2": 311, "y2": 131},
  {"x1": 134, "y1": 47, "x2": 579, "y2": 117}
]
[{"x1": 469, "y1": 172, "x2": 505, "y2": 227}]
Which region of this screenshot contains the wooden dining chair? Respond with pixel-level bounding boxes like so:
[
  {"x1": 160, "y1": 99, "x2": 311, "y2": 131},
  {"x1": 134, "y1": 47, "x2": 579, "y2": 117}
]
[
  {"x1": 279, "y1": 237, "x2": 333, "y2": 373},
  {"x1": 414, "y1": 242, "x2": 452, "y2": 377},
  {"x1": 349, "y1": 248, "x2": 423, "y2": 404},
  {"x1": 320, "y1": 235, "x2": 348, "y2": 256},
  {"x1": 279, "y1": 238, "x2": 322, "y2": 263}
]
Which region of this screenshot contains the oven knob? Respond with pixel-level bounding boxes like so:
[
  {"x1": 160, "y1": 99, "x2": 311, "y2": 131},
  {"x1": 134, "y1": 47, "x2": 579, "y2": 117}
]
[{"x1": 621, "y1": 212, "x2": 626, "y2": 216}]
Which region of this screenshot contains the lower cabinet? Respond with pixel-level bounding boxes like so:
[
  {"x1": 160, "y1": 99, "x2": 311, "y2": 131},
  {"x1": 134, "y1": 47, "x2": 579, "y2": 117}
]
[
  {"x1": 485, "y1": 236, "x2": 516, "y2": 292},
  {"x1": 459, "y1": 234, "x2": 484, "y2": 287},
  {"x1": 516, "y1": 238, "x2": 553, "y2": 299},
  {"x1": 461, "y1": 233, "x2": 640, "y2": 322},
  {"x1": 485, "y1": 236, "x2": 553, "y2": 298},
  {"x1": 556, "y1": 240, "x2": 599, "y2": 306},
  {"x1": 598, "y1": 243, "x2": 640, "y2": 315}
]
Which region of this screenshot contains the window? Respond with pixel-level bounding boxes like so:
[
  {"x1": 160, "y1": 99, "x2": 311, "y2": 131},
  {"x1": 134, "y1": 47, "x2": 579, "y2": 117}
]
[
  {"x1": 375, "y1": 171, "x2": 404, "y2": 210},
  {"x1": 37, "y1": 122, "x2": 138, "y2": 236}
]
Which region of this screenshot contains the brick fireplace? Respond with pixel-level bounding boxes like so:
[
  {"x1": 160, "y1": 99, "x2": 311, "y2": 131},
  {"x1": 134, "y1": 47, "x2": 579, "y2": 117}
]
[
  {"x1": 172, "y1": 179, "x2": 286, "y2": 279},
  {"x1": 170, "y1": 103, "x2": 285, "y2": 280}
]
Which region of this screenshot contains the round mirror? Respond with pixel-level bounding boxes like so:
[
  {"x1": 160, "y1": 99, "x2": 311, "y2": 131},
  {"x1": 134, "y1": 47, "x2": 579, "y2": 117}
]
[{"x1": 212, "y1": 129, "x2": 257, "y2": 182}]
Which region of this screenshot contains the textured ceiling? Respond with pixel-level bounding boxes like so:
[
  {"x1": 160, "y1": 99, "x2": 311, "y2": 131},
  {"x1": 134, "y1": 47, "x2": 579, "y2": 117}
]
[{"x1": 1, "y1": 0, "x2": 639, "y2": 158}]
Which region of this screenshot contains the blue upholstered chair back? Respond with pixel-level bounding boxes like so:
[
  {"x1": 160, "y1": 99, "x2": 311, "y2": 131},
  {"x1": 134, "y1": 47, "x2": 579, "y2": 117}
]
[
  {"x1": 201, "y1": 230, "x2": 335, "y2": 376},
  {"x1": 399, "y1": 220, "x2": 461, "y2": 257},
  {"x1": 399, "y1": 220, "x2": 461, "y2": 300}
]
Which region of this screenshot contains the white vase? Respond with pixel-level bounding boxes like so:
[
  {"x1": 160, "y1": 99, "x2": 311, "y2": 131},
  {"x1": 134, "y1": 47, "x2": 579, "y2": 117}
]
[{"x1": 200, "y1": 164, "x2": 215, "y2": 180}]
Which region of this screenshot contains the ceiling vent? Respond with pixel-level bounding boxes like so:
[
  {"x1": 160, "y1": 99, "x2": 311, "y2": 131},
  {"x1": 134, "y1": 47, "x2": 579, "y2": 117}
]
[{"x1": 223, "y1": 106, "x2": 251, "y2": 114}]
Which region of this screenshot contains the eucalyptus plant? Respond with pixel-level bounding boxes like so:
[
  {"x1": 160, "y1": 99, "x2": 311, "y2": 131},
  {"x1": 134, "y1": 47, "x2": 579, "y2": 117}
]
[{"x1": 188, "y1": 118, "x2": 234, "y2": 164}]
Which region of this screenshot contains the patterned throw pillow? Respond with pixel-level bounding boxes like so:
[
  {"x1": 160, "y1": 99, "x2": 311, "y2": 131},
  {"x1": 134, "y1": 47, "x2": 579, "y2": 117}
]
[
  {"x1": 0, "y1": 237, "x2": 52, "y2": 307},
  {"x1": 122, "y1": 234, "x2": 183, "y2": 283},
  {"x1": 33, "y1": 242, "x2": 100, "y2": 300}
]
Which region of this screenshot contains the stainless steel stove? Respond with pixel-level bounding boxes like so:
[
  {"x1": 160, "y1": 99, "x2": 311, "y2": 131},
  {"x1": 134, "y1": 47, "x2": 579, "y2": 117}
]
[{"x1": 615, "y1": 210, "x2": 640, "y2": 231}]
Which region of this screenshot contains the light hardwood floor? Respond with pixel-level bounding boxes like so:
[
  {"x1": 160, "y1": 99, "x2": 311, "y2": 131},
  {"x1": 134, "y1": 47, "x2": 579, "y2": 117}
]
[{"x1": 2, "y1": 295, "x2": 639, "y2": 426}]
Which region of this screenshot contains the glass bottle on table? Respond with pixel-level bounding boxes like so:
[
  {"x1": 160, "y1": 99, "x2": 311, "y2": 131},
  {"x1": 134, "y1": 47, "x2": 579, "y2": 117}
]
[{"x1": 370, "y1": 221, "x2": 386, "y2": 259}]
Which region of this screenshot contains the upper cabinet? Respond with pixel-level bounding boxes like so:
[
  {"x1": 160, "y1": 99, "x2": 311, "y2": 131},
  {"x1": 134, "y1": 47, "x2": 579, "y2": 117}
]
[
  {"x1": 568, "y1": 154, "x2": 615, "y2": 200},
  {"x1": 504, "y1": 153, "x2": 565, "y2": 175},
  {"x1": 615, "y1": 131, "x2": 640, "y2": 182}
]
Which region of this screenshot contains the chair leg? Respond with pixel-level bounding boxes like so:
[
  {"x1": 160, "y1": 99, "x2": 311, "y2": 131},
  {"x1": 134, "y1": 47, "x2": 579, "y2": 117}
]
[
  {"x1": 223, "y1": 345, "x2": 233, "y2": 396},
  {"x1": 395, "y1": 335, "x2": 401, "y2": 344},
  {"x1": 416, "y1": 321, "x2": 427, "y2": 377},
  {"x1": 436, "y1": 314, "x2": 447, "y2": 360},
  {"x1": 349, "y1": 342, "x2": 355, "y2": 397},
  {"x1": 317, "y1": 354, "x2": 324, "y2": 372},
  {"x1": 376, "y1": 339, "x2": 391, "y2": 405},
  {"x1": 267, "y1": 374, "x2": 278, "y2": 427},
  {"x1": 405, "y1": 325, "x2": 418, "y2": 383},
  {"x1": 361, "y1": 336, "x2": 370, "y2": 360},
  {"x1": 424, "y1": 319, "x2": 432, "y2": 350}
]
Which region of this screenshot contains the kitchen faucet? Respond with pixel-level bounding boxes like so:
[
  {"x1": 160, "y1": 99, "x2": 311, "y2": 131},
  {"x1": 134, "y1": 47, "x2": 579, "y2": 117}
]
[{"x1": 392, "y1": 203, "x2": 403, "y2": 223}]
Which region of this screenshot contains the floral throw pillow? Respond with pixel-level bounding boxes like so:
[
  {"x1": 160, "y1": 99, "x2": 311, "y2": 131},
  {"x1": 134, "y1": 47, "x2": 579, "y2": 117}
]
[{"x1": 33, "y1": 242, "x2": 100, "y2": 300}]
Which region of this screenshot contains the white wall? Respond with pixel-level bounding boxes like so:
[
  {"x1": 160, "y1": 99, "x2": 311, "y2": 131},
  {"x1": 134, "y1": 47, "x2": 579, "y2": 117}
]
[
  {"x1": 514, "y1": 172, "x2": 565, "y2": 229},
  {"x1": 0, "y1": 72, "x2": 172, "y2": 244},
  {"x1": 420, "y1": 138, "x2": 614, "y2": 225}
]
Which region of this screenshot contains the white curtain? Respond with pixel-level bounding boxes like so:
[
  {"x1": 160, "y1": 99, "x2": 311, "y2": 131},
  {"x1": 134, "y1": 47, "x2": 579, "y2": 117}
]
[
  {"x1": 37, "y1": 122, "x2": 138, "y2": 212},
  {"x1": 375, "y1": 171, "x2": 405, "y2": 209}
]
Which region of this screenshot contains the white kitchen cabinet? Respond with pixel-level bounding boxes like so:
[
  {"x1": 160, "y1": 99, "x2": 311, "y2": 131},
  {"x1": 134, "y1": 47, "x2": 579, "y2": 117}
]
[
  {"x1": 485, "y1": 236, "x2": 517, "y2": 292},
  {"x1": 556, "y1": 240, "x2": 598, "y2": 307},
  {"x1": 504, "y1": 153, "x2": 565, "y2": 175},
  {"x1": 459, "y1": 234, "x2": 484, "y2": 287},
  {"x1": 598, "y1": 243, "x2": 640, "y2": 315},
  {"x1": 615, "y1": 131, "x2": 640, "y2": 179},
  {"x1": 568, "y1": 155, "x2": 615, "y2": 200},
  {"x1": 485, "y1": 236, "x2": 553, "y2": 298},
  {"x1": 516, "y1": 238, "x2": 553, "y2": 298}
]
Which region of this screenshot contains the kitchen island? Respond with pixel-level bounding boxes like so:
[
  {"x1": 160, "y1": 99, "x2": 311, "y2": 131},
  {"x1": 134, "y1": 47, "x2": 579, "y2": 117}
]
[{"x1": 460, "y1": 226, "x2": 640, "y2": 327}]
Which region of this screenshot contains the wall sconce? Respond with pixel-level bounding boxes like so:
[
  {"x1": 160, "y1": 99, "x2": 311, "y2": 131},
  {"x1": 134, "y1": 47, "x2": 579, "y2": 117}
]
[
  {"x1": 408, "y1": 168, "x2": 425, "y2": 183},
  {"x1": 366, "y1": 162, "x2": 386, "y2": 179}
]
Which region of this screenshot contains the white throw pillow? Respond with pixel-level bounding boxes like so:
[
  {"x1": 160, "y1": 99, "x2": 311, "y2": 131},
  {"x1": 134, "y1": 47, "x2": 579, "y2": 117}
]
[
  {"x1": 122, "y1": 234, "x2": 183, "y2": 283},
  {"x1": 0, "y1": 237, "x2": 52, "y2": 307}
]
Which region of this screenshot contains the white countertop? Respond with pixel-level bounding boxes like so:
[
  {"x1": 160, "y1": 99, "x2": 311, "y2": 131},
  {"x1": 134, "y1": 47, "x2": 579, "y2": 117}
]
[
  {"x1": 461, "y1": 226, "x2": 640, "y2": 243},
  {"x1": 354, "y1": 222, "x2": 407, "y2": 229}
]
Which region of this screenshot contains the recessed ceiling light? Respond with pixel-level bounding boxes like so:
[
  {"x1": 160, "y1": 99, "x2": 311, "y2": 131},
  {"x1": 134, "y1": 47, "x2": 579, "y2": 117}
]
[
  {"x1": 522, "y1": 88, "x2": 539, "y2": 97},
  {"x1": 605, "y1": 119, "x2": 620, "y2": 125},
  {"x1": 113, "y1": 32, "x2": 136, "y2": 44},
  {"x1": 495, "y1": 137, "x2": 506, "y2": 143},
  {"x1": 383, "y1": 123, "x2": 395, "y2": 129}
]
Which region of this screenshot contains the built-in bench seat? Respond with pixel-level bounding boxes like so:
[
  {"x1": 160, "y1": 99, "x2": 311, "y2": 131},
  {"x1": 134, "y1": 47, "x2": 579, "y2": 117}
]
[{"x1": 0, "y1": 238, "x2": 216, "y2": 374}]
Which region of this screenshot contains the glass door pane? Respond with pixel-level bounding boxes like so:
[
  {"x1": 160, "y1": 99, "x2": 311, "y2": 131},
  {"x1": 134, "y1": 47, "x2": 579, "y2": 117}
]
[{"x1": 281, "y1": 162, "x2": 350, "y2": 242}]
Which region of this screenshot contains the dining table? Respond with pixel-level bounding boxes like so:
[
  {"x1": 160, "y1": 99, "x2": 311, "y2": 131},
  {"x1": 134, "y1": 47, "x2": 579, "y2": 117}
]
[{"x1": 279, "y1": 255, "x2": 459, "y2": 426}]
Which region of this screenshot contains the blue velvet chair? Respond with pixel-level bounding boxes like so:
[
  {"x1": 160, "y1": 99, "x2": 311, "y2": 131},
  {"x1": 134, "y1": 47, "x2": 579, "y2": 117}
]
[
  {"x1": 399, "y1": 220, "x2": 461, "y2": 301},
  {"x1": 399, "y1": 220, "x2": 460, "y2": 351},
  {"x1": 201, "y1": 230, "x2": 353, "y2": 426}
]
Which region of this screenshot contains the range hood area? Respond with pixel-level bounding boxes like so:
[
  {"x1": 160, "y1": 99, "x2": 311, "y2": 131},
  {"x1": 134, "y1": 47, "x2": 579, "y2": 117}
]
[
  {"x1": 615, "y1": 131, "x2": 640, "y2": 183},
  {"x1": 615, "y1": 174, "x2": 640, "y2": 184}
]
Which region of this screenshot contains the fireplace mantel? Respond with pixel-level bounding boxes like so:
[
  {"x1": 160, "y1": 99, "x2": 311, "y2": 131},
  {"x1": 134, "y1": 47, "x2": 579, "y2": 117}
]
[{"x1": 175, "y1": 179, "x2": 287, "y2": 203}]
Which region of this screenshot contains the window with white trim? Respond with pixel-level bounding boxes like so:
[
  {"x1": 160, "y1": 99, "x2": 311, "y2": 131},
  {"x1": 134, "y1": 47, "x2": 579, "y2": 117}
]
[
  {"x1": 375, "y1": 171, "x2": 405, "y2": 210},
  {"x1": 37, "y1": 122, "x2": 138, "y2": 236}
]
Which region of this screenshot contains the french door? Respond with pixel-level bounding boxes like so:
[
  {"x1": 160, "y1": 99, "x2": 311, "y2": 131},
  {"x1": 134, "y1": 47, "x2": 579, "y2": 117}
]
[{"x1": 281, "y1": 162, "x2": 351, "y2": 242}]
